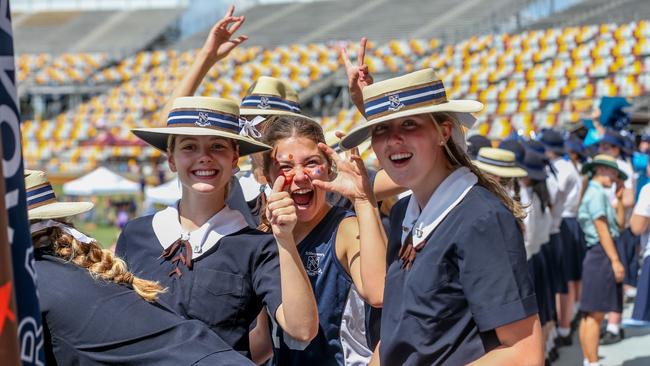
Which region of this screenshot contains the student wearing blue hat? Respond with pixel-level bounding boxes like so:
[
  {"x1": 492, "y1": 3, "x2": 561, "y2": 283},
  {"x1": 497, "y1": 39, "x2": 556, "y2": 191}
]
[
  {"x1": 540, "y1": 129, "x2": 583, "y2": 346},
  {"x1": 578, "y1": 154, "x2": 627, "y2": 366}
]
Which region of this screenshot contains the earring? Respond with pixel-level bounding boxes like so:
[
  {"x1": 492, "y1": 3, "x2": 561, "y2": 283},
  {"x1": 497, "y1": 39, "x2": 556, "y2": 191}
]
[{"x1": 439, "y1": 140, "x2": 445, "y2": 146}]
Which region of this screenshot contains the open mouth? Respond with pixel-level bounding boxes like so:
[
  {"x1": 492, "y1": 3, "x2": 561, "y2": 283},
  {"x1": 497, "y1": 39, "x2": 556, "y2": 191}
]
[
  {"x1": 192, "y1": 169, "x2": 218, "y2": 179},
  {"x1": 389, "y1": 152, "x2": 413, "y2": 166},
  {"x1": 291, "y1": 188, "x2": 314, "y2": 207}
]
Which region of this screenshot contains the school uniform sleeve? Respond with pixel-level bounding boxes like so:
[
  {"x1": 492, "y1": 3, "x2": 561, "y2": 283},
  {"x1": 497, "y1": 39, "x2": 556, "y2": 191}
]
[
  {"x1": 251, "y1": 236, "x2": 283, "y2": 320},
  {"x1": 583, "y1": 188, "x2": 609, "y2": 221},
  {"x1": 457, "y1": 209, "x2": 538, "y2": 331}
]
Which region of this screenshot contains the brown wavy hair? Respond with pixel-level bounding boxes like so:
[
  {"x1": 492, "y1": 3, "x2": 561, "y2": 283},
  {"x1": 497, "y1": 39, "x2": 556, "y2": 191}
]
[
  {"x1": 430, "y1": 112, "x2": 526, "y2": 230},
  {"x1": 32, "y1": 222, "x2": 165, "y2": 302},
  {"x1": 257, "y1": 115, "x2": 332, "y2": 232}
]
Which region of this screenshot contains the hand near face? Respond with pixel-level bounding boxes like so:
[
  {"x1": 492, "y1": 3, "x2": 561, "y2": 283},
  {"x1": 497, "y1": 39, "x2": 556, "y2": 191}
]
[
  {"x1": 200, "y1": 5, "x2": 248, "y2": 64},
  {"x1": 340, "y1": 37, "x2": 374, "y2": 115},
  {"x1": 267, "y1": 175, "x2": 297, "y2": 241},
  {"x1": 312, "y1": 134, "x2": 375, "y2": 205}
]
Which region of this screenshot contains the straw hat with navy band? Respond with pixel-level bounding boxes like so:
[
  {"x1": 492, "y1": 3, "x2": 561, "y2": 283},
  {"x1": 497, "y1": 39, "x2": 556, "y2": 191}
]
[
  {"x1": 582, "y1": 154, "x2": 628, "y2": 181},
  {"x1": 239, "y1": 76, "x2": 311, "y2": 120},
  {"x1": 26, "y1": 170, "x2": 93, "y2": 220},
  {"x1": 473, "y1": 147, "x2": 527, "y2": 178},
  {"x1": 340, "y1": 68, "x2": 484, "y2": 150},
  {"x1": 132, "y1": 97, "x2": 271, "y2": 156}
]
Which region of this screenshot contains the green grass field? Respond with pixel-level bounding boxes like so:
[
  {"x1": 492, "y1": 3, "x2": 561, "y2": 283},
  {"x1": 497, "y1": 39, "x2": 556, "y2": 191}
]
[{"x1": 74, "y1": 221, "x2": 120, "y2": 249}]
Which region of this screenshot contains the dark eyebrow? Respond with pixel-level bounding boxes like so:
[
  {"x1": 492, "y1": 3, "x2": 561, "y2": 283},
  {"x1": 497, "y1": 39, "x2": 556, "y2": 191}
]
[{"x1": 276, "y1": 154, "x2": 323, "y2": 164}]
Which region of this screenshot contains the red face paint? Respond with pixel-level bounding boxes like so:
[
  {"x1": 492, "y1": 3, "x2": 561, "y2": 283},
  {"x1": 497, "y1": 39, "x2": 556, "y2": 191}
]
[{"x1": 281, "y1": 171, "x2": 295, "y2": 191}]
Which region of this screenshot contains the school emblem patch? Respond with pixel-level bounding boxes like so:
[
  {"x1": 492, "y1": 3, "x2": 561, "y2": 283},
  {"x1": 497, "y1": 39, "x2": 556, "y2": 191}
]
[
  {"x1": 195, "y1": 111, "x2": 210, "y2": 127},
  {"x1": 388, "y1": 94, "x2": 405, "y2": 112},
  {"x1": 258, "y1": 96, "x2": 271, "y2": 110},
  {"x1": 305, "y1": 251, "x2": 323, "y2": 277}
]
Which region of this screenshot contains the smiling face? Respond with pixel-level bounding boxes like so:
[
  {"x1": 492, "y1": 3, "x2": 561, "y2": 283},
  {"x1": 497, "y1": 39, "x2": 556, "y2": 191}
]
[
  {"x1": 370, "y1": 113, "x2": 452, "y2": 196},
  {"x1": 168, "y1": 135, "x2": 239, "y2": 198},
  {"x1": 267, "y1": 136, "x2": 331, "y2": 223}
]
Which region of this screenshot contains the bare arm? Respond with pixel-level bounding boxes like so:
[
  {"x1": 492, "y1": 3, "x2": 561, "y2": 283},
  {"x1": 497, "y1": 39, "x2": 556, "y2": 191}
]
[
  {"x1": 468, "y1": 315, "x2": 544, "y2": 365},
  {"x1": 268, "y1": 176, "x2": 319, "y2": 342},
  {"x1": 373, "y1": 169, "x2": 406, "y2": 202},
  {"x1": 249, "y1": 309, "x2": 273, "y2": 365},
  {"x1": 630, "y1": 213, "x2": 649, "y2": 237},
  {"x1": 158, "y1": 5, "x2": 248, "y2": 126}
]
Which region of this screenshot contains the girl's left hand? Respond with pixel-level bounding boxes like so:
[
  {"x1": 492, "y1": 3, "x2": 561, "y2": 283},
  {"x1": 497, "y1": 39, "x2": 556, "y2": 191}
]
[
  {"x1": 312, "y1": 134, "x2": 375, "y2": 205},
  {"x1": 200, "y1": 5, "x2": 248, "y2": 64}
]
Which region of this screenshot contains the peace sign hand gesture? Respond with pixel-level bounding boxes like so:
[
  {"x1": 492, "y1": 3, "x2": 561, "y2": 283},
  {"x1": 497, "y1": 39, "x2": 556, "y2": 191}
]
[
  {"x1": 340, "y1": 37, "x2": 374, "y2": 116},
  {"x1": 200, "y1": 5, "x2": 249, "y2": 64},
  {"x1": 266, "y1": 175, "x2": 298, "y2": 242},
  {"x1": 312, "y1": 133, "x2": 375, "y2": 205}
]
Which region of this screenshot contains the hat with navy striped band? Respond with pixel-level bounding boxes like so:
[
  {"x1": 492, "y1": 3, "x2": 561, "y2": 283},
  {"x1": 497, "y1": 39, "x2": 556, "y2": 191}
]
[
  {"x1": 132, "y1": 97, "x2": 271, "y2": 156},
  {"x1": 239, "y1": 76, "x2": 309, "y2": 119},
  {"x1": 473, "y1": 147, "x2": 527, "y2": 178},
  {"x1": 26, "y1": 170, "x2": 93, "y2": 220},
  {"x1": 340, "y1": 68, "x2": 483, "y2": 150}
]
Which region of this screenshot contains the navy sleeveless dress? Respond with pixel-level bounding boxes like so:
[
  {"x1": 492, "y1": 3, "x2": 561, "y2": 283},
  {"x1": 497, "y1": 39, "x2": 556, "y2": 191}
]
[{"x1": 271, "y1": 206, "x2": 372, "y2": 366}]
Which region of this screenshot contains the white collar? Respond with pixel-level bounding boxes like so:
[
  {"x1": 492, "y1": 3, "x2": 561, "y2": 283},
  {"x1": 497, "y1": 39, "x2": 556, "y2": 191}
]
[
  {"x1": 152, "y1": 202, "x2": 249, "y2": 259},
  {"x1": 401, "y1": 167, "x2": 477, "y2": 248}
]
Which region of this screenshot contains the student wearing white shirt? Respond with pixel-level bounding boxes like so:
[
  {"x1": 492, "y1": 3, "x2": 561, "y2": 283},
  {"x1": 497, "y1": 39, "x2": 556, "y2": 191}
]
[
  {"x1": 631, "y1": 183, "x2": 650, "y2": 322},
  {"x1": 540, "y1": 129, "x2": 583, "y2": 346}
]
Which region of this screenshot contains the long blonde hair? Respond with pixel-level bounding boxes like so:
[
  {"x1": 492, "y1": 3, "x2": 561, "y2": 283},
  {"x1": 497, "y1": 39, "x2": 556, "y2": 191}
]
[
  {"x1": 32, "y1": 223, "x2": 166, "y2": 302},
  {"x1": 431, "y1": 112, "x2": 526, "y2": 230}
]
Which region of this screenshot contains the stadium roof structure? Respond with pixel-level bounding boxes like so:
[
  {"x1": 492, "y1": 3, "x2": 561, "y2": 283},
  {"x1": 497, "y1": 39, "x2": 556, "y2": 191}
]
[
  {"x1": 177, "y1": 0, "x2": 532, "y2": 49},
  {"x1": 14, "y1": 8, "x2": 185, "y2": 55}
]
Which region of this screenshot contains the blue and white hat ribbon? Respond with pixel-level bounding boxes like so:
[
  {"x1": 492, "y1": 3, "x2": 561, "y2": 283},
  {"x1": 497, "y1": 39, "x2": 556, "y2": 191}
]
[
  {"x1": 167, "y1": 108, "x2": 240, "y2": 133},
  {"x1": 238, "y1": 116, "x2": 266, "y2": 139},
  {"x1": 241, "y1": 95, "x2": 301, "y2": 113},
  {"x1": 27, "y1": 182, "x2": 57, "y2": 210},
  {"x1": 364, "y1": 80, "x2": 447, "y2": 121}
]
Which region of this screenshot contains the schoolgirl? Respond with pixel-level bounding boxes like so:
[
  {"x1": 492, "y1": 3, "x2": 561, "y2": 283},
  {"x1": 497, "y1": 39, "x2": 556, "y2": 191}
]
[
  {"x1": 577, "y1": 154, "x2": 627, "y2": 366},
  {"x1": 117, "y1": 96, "x2": 318, "y2": 358},
  {"x1": 26, "y1": 170, "x2": 254, "y2": 365},
  {"x1": 340, "y1": 68, "x2": 543, "y2": 365},
  {"x1": 248, "y1": 115, "x2": 387, "y2": 365},
  {"x1": 539, "y1": 129, "x2": 583, "y2": 345}
]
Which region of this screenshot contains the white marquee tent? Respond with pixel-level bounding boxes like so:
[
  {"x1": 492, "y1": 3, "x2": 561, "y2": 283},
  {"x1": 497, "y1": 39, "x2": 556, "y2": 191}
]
[{"x1": 63, "y1": 167, "x2": 140, "y2": 196}]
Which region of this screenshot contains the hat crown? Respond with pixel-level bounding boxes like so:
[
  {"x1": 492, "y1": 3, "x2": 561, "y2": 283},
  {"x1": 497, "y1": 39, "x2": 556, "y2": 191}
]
[
  {"x1": 240, "y1": 76, "x2": 301, "y2": 114},
  {"x1": 540, "y1": 130, "x2": 564, "y2": 145},
  {"x1": 592, "y1": 154, "x2": 617, "y2": 164},
  {"x1": 478, "y1": 148, "x2": 516, "y2": 163},
  {"x1": 25, "y1": 169, "x2": 49, "y2": 190},
  {"x1": 171, "y1": 96, "x2": 239, "y2": 116}
]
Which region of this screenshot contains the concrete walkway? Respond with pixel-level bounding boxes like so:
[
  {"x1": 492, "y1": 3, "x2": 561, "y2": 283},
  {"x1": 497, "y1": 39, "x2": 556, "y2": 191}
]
[{"x1": 556, "y1": 303, "x2": 650, "y2": 366}]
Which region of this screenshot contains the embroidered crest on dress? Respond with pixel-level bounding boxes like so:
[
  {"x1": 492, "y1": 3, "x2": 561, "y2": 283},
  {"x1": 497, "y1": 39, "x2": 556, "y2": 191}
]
[
  {"x1": 388, "y1": 94, "x2": 405, "y2": 112},
  {"x1": 305, "y1": 251, "x2": 323, "y2": 276},
  {"x1": 258, "y1": 96, "x2": 271, "y2": 110},
  {"x1": 195, "y1": 111, "x2": 211, "y2": 127}
]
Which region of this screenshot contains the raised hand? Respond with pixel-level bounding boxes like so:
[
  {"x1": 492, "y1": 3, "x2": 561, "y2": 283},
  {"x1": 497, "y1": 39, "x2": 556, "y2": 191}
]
[
  {"x1": 312, "y1": 134, "x2": 375, "y2": 205},
  {"x1": 200, "y1": 5, "x2": 249, "y2": 64},
  {"x1": 340, "y1": 37, "x2": 374, "y2": 115},
  {"x1": 267, "y1": 175, "x2": 297, "y2": 241}
]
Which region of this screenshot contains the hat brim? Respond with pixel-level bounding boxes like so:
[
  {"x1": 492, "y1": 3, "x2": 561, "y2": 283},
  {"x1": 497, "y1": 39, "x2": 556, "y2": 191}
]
[
  {"x1": 340, "y1": 100, "x2": 483, "y2": 150},
  {"x1": 473, "y1": 160, "x2": 528, "y2": 178},
  {"x1": 240, "y1": 108, "x2": 319, "y2": 123},
  {"x1": 29, "y1": 202, "x2": 93, "y2": 220},
  {"x1": 581, "y1": 161, "x2": 628, "y2": 180},
  {"x1": 131, "y1": 127, "x2": 271, "y2": 156}
]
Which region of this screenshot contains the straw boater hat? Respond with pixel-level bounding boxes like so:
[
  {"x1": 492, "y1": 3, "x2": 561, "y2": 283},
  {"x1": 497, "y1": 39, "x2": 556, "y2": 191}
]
[
  {"x1": 239, "y1": 76, "x2": 307, "y2": 119},
  {"x1": 340, "y1": 68, "x2": 484, "y2": 150},
  {"x1": 473, "y1": 147, "x2": 527, "y2": 178},
  {"x1": 26, "y1": 170, "x2": 93, "y2": 220},
  {"x1": 132, "y1": 97, "x2": 270, "y2": 156},
  {"x1": 582, "y1": 154, "x2": 628, "y2": 180}
]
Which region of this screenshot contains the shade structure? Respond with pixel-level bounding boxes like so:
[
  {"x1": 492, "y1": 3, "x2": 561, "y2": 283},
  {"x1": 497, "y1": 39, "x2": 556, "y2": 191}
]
[
  {"x1": 144, "y1": 177, "x2": 181, "y2": 206},
  {"x1": 63, "y1": 166, "x2": 140, "y2": 196}
]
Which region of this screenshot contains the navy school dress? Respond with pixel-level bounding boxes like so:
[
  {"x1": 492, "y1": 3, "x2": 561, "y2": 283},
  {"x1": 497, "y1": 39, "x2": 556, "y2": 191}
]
[
  {"x1": 381, "y1": 186, "x2": 537, "y2": 366},
  {"x1": 35, "y1": 250, "x2": 254, "y2": 366},
  {"x1": 271, "y1": 206, "x2": 371, "y2": 366},
  {"x1": 115, "y1": 207, "x2": 282, "y2": 358}
]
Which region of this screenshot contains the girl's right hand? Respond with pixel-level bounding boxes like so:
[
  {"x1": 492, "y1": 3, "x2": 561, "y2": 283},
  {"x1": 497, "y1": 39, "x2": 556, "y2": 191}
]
[
  {"x1": 200, "y1": 5, "x2": 248, "y2": 64},
  {"x1": 611, "y1": 260, "x2": 625, "y2": 283},
  {"x1": 267, "y1": 175, "x2": 297, "y2": 242}
]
